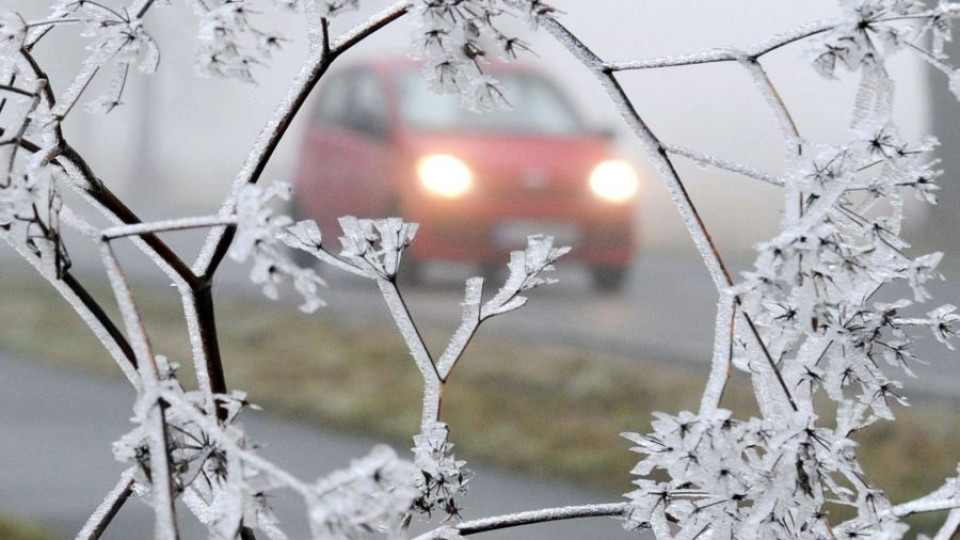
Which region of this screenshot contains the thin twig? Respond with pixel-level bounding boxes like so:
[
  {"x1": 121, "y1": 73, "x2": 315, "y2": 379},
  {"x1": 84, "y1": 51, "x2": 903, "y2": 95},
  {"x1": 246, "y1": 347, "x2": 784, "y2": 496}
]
[
  {"x1": 99, "y1": 242, "x2": 179, "y2": 539},
  {"x1": 540, "y1": 17, "x2": 733, "y2": 291},
  {"x1": 0, "y1": 229, "x2": 140, "y2": 385},
  {"x1": 700, "y1": 293, "x2": 736, "y2": 414},
  {"x1": 194, "y1": 0, "x2": 412, "y2": 279},
  {"x1": 377, "y1": 279, "x2": 441, "y2": 384},
  {"x1": 77, "y1": 467, "x2": 137, "y2": 540},
  {"x1": 933, "y1": 508, "x2": 960, "y2": 540},
  {"x1": 101, "y1": 215, "x2": 238, "y2": 241},
  {"x1": 542, "y1": 16, "x2": 802, "y2": 412},
  {"x1": 664, "y1": 143, "x2": 783, "y2": 186},
  {"x1": 413, "y1": 503, "x2": 629, "y2": 539}
]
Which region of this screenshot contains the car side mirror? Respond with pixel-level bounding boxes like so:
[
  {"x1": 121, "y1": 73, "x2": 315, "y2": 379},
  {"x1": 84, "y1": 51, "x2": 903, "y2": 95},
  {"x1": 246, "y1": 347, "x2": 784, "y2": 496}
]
[{"x1": 594, "y1": 126, "x2": 617, "y2": 140}]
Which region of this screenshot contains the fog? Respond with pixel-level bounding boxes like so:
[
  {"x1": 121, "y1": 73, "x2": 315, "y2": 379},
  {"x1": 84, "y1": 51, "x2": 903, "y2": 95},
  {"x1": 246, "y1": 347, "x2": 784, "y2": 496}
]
[{"x1": 9, "y1": 0, "x2": 931, "y2": 252}]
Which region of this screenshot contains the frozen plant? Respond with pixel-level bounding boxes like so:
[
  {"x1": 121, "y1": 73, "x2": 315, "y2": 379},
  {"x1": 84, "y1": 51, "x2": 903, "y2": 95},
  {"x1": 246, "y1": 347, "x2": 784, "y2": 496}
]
[{"x1": 4, "y1": 1, "x2": 960, "y2": 539}]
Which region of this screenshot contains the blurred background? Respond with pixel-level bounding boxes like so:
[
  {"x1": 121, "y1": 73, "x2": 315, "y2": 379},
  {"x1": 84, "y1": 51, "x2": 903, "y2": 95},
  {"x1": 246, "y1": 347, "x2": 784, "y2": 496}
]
[{"x1": 2, "y1": 1, "x2": 960, "y2": 539}]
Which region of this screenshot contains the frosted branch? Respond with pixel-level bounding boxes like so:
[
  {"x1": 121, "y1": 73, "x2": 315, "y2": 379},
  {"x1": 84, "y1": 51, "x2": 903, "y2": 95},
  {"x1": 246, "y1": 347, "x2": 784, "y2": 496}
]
[
  {"x1": 377, "y1": 278, "x2": 441, "y2": 386},
  {"x1": 436, "y1": 277, "x2": 483, "y2": 381},
  {"x1": 933, "y1": 508, "x2": 960, "y2": 540},
  {"x1": 101, "y1": 215, "x2": 238, "y2": 241},
  {"x1": 413, "y1": 503, "x2": 629, "y2": 539},
  {"x1": 99, "y1": 243, "x2": 179, "y2": 538},
  {"x1": 539, "y1": 17, "x2": 733, "y2": 292},
  {"x1": 194, "y1": 0, "x2": 411, "y2": 278},
  {"x1": 736, "y1": 56, "x2": 803, "y2": 158},
  {"x1": 77, "y1": 467, "x2": 137, "y2": 540},
  {"x1": 699, "y1": 293, "x2": 735, "y2": 414},
  {"x1": 663, "y1": 144, "x2": 783, "y2": 186}
]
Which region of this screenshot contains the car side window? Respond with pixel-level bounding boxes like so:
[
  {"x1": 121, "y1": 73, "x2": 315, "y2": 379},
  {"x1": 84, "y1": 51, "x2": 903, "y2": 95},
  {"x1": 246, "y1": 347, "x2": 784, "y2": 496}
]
[
  {"x1": 315, "y1": 73, "x2": 352, "y2": 128},
  {"x1": 345, "y1": 72, "x2": 389, "y2": 140}
]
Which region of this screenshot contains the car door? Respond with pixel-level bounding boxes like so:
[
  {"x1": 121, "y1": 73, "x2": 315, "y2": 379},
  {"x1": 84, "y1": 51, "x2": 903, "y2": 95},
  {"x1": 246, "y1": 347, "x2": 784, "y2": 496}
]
[
  {"x1": 296, "y1": 69, "x2": 394, "y2": 232},
  {"x1": 337, "y1": 70, "x2": 395, "y2": 221}
]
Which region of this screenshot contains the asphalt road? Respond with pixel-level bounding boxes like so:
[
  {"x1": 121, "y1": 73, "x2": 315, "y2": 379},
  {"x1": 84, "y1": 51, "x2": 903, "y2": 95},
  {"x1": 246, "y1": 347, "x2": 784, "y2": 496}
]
[
  {"x1": 314, "y1": 253, "x2": 960, "y2": 403},
  {"x1": 0, "y1": 353, "x2": 635, "y2": 539}
]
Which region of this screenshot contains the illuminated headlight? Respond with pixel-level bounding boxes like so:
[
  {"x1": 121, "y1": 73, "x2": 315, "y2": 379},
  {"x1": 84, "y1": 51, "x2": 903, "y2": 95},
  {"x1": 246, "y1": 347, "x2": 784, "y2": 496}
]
[
  {"x1": 589, "y1": 160, "x2": 639, "y2": 203},
  {"x1": 417, "y1": 154, "x2": 472, "y2": 198}
]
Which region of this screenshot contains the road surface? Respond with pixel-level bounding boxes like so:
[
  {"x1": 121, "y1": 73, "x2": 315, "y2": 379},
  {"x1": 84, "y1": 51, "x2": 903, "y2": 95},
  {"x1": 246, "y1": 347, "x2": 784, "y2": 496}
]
[{"x1": 0, "y1": 352, "x2": 636, "y2": 539}]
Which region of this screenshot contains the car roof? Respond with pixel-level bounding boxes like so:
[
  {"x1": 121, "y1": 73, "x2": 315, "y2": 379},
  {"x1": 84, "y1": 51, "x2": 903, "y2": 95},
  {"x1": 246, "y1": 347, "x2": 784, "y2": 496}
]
[{"x1": 343, "y1": 57, "x2": 543, "y2": 76}]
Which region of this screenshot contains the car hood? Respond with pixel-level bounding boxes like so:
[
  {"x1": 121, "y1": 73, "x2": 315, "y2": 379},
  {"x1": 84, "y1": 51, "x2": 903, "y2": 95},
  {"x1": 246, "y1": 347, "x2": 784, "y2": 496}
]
[{"x1": 400, "y1": 132, "x2": 611, "y2": 189}]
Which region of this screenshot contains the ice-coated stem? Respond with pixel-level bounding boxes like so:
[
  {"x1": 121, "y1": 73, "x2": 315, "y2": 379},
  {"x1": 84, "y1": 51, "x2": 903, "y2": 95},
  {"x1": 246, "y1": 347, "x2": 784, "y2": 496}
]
[
  {"x1": 190, "y1": 284, "x2": 229, "y2": 417},
  {"x1": 541, "y1": 15, "x2": 802, "y2": 414},
  {"x1": 377, "y1": 278, "x2": 440, "y2": 384},
  {"x1": 436, "y1": 277, "x2": 484, "y2": 381},
  {"x1": 55, "y1": 145, "x2": 199, "y2": 287},
  {"x1": 933, "y1": 508, "x2": 960, "y2": 540},
  {"x1": 601, "y1": 13, "x2": 931, "y2": 73},
  {"x1": 77, "y1": 467, "x2": 137, "y2": 540},
  {"x1": 412, "y1": 503, "x2": 629, "y2": 539},
  {"x1": 377, "y1": 278, "x2": 444, "y2": 425},
  {"x1": 737, "y1": 56, "x2": 803, "y2": 158},
  {"x1": 663, "y1": 143, "x2": 783, "y2": 186},
  {"x1": 194, "y1": 0, "x2": 413, "y2": 279},
  {"x1": 0, "y1": 232, "x2": 139, "y2": 385},
  {"x1": 700, "y1": 292, "x2": 736, "y2": 414},
  {"x1": 99, "y1": 243, "x2": 179, "y2": 539},
  {"x1": 539, "y1": 17, "x2": 732, "y2": 292},
  {"x1": 100, "y1": 215, "x2": 238, "y2": 240}
]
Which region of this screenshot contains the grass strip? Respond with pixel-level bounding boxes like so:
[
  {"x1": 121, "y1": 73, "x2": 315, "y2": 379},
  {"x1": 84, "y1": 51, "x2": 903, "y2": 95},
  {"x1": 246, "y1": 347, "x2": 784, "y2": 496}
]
[
  {"x1": 1, "y1": 269, "x2": 959, "y2": 534},
  {"x1": 0, "y1": 515, "x2": 58, "y2": 540}
]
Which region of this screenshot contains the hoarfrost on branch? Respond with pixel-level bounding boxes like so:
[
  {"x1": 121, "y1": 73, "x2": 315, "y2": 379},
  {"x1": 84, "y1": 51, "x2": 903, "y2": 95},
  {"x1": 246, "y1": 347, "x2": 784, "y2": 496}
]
[{"x1": 3, "y1": 0, "x2": 960, "y2": 539}]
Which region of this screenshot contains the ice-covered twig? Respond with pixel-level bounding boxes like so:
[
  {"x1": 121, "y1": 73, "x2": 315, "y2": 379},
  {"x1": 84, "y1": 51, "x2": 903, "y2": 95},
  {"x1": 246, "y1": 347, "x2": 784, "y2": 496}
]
[
  {"x1": 375, "y1": 284, "x2": 433, "y2": 385},
  {"x1": 602, "y1": 10, "x2": 944, "y2": 73},
  {"x1": 412, "y1": 503, "x2": 629, "y2": 539},
  {"x1": 539, "y1": 17, "x2": 733, "y2": 292},
  {"x1": 699, "y1": 292, "x2": 736, "y2": 415},
  {"x1": 99, "y1": 242, "x2": 179, "y2": 539},
  {"x1": 663, "y1": 144, "x2": 783, "y2": 186},
  {"x1": 932, "y1": 508, "x2": 960, "y2": 540},
  {"x1": 436, "y1": 277, "x2": 483, "y2": 381},
  {"x1": 77, "y1": 467, "x2": 137, "y2": 540},
  {"x1": 55, "y1": 146, "x2": 199, "y2": 287},
  {"x1": 194, "y1": 0, "x2": 412, "y2": 279},
  {"x1": 0, "y1": 226, "x2": 139, "y2": 384},
  {"x1": 101, "y1": 215, "x2": 238, "y2": 241},
  {"x1": 735, "y1": 54, "x2": 803, "y2": 158}
]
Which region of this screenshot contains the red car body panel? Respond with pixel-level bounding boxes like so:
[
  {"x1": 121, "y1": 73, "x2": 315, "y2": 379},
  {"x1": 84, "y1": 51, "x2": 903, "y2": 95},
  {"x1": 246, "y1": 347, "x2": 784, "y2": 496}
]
[{"x1": 292, "y1": 61, "x2": 637, "y2": 271}]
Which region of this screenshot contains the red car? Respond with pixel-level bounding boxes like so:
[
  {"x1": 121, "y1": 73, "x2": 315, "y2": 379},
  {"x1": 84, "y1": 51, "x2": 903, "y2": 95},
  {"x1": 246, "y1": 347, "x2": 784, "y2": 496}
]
[{"x1": 291, "y1": 60, "x2": 638, "y2": 290}]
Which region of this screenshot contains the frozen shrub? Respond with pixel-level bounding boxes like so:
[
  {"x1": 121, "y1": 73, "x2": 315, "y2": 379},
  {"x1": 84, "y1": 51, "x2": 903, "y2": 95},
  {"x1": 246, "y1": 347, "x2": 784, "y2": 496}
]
[{"x1": 3, "y1": 1, "x2": 960, "y2": 539}]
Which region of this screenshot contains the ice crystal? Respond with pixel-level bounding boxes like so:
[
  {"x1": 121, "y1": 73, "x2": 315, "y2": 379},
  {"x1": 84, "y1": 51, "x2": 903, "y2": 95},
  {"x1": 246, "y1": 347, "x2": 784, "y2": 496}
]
[
  {"x1": 309, "y1": 445, "x2": 418, "y2": 540},
  {"x1": 408, "y1": 0, "x2": 542, "y2": 111},
  {"x1": 337, "y1": 216, "x2": 418, "y2": 280},
  {"x1": 7, "y1": 2, "x2": 960, "y2": 539},
  {"x1": 412, "y1": 422, "x2": 472, "y2": 520},
  {"x1": 0, "y1": 11, "x2": 26, "y2": 53},
  {"x1": 230, "y1": 183, "x2": 326, "y2": 312}
]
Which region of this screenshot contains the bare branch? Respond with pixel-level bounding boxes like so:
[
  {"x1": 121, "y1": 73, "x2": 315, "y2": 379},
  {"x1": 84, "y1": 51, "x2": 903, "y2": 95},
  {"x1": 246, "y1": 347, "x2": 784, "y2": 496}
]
[
  {"x1": 77, "y1": 467, "x2": 137, "y2": 540},
  {"x1": 414, "y1": 503, "x2": 629, "y2": 539}
]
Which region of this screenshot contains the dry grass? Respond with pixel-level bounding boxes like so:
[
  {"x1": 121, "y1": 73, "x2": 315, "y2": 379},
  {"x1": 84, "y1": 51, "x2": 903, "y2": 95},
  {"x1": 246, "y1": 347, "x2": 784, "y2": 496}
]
[
  {"x1": 0, "y1": 515, "x2": 58, "y2": 540},
  {"x1": 2, "y1": 269, "x2": 959, "y2": 535}
]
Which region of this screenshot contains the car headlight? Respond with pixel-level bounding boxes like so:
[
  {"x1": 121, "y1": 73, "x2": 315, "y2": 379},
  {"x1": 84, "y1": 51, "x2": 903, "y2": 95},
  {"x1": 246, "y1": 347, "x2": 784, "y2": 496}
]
[
  {"x1": 417, "y1": 154, "x2": 472, "y2": 198},
  {"x1": 589, "y1": 160, "x2": 638, "y2": 203}
]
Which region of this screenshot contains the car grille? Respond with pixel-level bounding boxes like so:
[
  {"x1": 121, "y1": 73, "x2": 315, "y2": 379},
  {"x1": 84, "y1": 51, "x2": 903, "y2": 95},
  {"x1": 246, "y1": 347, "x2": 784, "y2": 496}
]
[{"x1": 476, "y1": 173, "x2": 586, "y2": 203}]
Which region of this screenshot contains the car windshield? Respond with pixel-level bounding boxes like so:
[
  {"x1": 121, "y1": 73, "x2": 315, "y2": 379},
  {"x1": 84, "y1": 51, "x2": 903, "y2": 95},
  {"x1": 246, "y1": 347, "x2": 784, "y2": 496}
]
[{"x1": 396, "y1": 70, "x2": 585, "y2": 136}]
